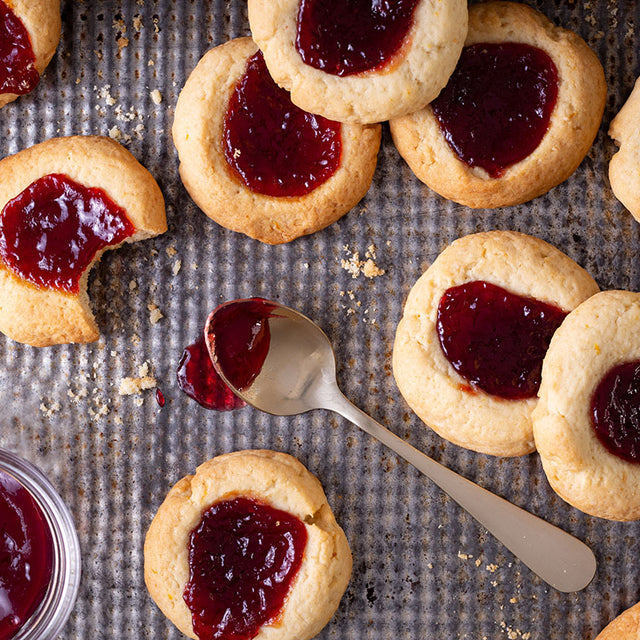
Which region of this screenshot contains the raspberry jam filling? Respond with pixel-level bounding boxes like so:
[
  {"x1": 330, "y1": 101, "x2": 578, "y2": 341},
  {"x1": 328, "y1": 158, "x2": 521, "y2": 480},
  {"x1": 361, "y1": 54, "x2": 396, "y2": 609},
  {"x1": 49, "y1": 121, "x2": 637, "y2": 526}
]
[
  {"x1": 436, "y1": 281, "x2": 567, "y2": 399},
  {"x1": 0, "y1": 1, "x2": 39, "y2": 96},
  {"x1": 224, "y1": 51, "x2": 342, "y2": 197},
  {"x1": 296, "y1": 0, "x2": 419, "y2": 76},
  {"x1": 184, "y1": 497, "x2": 307, "y2": 640},
  {"x1": 0, "y1": 469, "x2": 53, "y2": 640},
  {"x1": 431, "y1": 43, "x2": 559, "y2": 178},
  {"x1": 591, "y1": 360, "x2": 640, "y2": 464},
  {"x1": 0, "y1": 174, "x2": 135, "y2": 294},
  {"x1": 177, "y1": 299, "x2": 275, "y2": 411}
]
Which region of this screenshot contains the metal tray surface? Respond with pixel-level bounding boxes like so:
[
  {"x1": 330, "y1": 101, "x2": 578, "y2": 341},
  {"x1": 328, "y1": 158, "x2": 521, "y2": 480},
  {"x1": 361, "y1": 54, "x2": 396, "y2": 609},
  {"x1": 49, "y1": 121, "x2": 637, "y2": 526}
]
[{"x1": 0, "y1": 1, "x2": 639, "y2": 638}]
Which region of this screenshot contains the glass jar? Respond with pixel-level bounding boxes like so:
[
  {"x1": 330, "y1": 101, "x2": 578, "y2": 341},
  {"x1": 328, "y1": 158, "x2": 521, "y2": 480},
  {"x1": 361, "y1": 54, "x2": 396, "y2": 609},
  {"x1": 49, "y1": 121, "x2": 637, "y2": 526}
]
[{"x1": 0, "y1": 448, "x2": 81, "y2": 640}]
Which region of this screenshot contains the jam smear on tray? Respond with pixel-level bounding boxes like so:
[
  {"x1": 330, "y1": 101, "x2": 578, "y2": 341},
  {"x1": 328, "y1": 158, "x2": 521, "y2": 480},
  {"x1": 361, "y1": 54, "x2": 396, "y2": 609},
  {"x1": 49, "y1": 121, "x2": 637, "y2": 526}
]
[
  {"x1": 0, "y1": 469, "x2": 53, "y2": 640},
  {"x1": 436, "y1": 280, "x2": 566, "y2": 399},
  {"x1": 223, "y1": 51, "x2": 342, "y2": 197},
  {"x1": 0, "y1": 174, "x2": 135, "y2": 293},
  {"x1": 296, "y1": 0, "x2": 419, "y2": 76},
  {"x1": 0, "y1": 2, "x2": 39, "y2": 96},
  {"x1": 176, "y1": 335, "x2": 246, "y2": 411},
  {"x1": 431, "y1": 43, "x2": 559, "y2": 178},
  {"x1": 591, "y1": 360, "x2": 640, "y2": 464},
  {"x1": 184, "y1": 497, "x2": 307, "y2": 640}
]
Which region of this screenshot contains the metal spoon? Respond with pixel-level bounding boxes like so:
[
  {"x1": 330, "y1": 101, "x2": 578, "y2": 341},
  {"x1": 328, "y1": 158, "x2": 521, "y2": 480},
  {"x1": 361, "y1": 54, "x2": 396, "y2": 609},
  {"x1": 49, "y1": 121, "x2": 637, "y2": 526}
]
[{"x1": 206, "y1": 298, "x2": 596, "y2": 593}]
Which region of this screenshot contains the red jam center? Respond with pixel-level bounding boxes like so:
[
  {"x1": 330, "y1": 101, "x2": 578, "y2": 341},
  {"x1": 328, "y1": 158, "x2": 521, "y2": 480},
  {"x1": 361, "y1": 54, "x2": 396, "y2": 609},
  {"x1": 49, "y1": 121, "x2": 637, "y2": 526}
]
[
  {"x1": 0, "y1": 1, "x2": 39, "y2": 96},
  {"x1": 0, "y1": 174, "x2": 135, "y2": 294},
  {"x1": 436, "y1": 281, "x2": 567, "y2": 399},
  {"x1": 184, "y1": 497, "x2": 308, "y2": 640},
  {"x1": 205, "y1": 298, "x2": 275, "y2": 392},
  {"x1": 296, "y1": 0, "x2": 419, "y2": 76},
  {"x1": 0, "y1": 469, "x2": 53, "y2": 640},
  {"x1": 431, "y1": 43, "x2": 559, "y2": 178},
  {"x1": 176, "y1": 335, "x2": 246, "y2": 411},
  {"x1": 591, "y1": 360, "x2": 640, "y2": 464},
  {"x1": 223, "y1": 51, "x2": 342, "y2": 197}
]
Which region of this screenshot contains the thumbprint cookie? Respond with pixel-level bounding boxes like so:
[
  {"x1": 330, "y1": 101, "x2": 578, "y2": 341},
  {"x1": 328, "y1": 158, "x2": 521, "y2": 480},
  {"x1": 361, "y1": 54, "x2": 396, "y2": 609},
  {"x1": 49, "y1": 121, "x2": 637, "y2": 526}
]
[
  {"x1": 173, "y1": 37, "x2": 381, "y2": 244},
  {"x1": 594, "y1": 601, "x2": 640, "y2": 640},
  {"x1": 534, "y1": 291, "x2": 640, "y2": 521},
  {"x1": 390, "y1": 1, "x2": 606, "y2": 208},
  {"x1": 393, "y1": 231, "x2": 599, "y2": 457},
  {"x1": 0, "y1": 0, "x2": 61, "y2": 108},
  {"x1": 248, "y1": 0, "x2": 467, "y2": 124},
  {"x1": 144, "y1": 450, "x2": 352, "y2": 640},
  {"x1": 0, "y1": 136, "x2": 167, "y2": 346}
]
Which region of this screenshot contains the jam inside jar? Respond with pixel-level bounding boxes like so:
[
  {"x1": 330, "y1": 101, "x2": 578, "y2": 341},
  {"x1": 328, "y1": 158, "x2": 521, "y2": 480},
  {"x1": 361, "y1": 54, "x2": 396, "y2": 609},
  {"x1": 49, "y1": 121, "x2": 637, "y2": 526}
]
[
  {"x1": 591, "y1": 360, "x2": 640, "y2": 464},
  {"x1": 223, "y1": 51, "x2": 342, "y2": 197},
  {"x1": 436, "y1": 280, "x2": 567, "y2": 399},
  {"x1": 295, "y1": 0, "x2": 420, "y2": 76},
  {"x1": 0, "y1": 2, "x2": 39, "y2": 96},
  {"x1": 183, "y1": 497, "x2": 308, "y2": 640},
  {"x1": 0, "y1": 173, "x2": 135, "y2": 293},
  {"x1": 431, "y1": 42, "x2": 559, "y2": 178},
  {"x1": 0, "y1": 469, "x2": 54, "y2": 640}
]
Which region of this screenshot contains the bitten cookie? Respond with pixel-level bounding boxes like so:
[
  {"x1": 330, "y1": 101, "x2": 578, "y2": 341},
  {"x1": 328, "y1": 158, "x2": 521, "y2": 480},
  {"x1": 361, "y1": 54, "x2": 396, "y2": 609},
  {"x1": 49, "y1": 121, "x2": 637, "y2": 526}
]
[
  {"x1": 0, "y1": 136, "x2": 167, "y2": 347},
  {"x1": 533, "y1": 291, "x2": 640, "y2": 521},
  {"x1": 609, "y1": 78, "x2": 640, "y2": 222},
  {"x1": 393, "y1": 231, "x2": 599, "y2": 457},
  {"x1": 248, "y1": 0, "x2": 467, "y2": 124},
  {"x1": 0, "y1": 0, "x2": 61, "y2": 108},
  {"x1": 594, "y1": 601, "x2": 640, "y2": 640},
  {"x1": 173, "y1": 37, "x2": 381, "y2": 244},
  {"x1": 144, "y1": 450, "x2": 352, "y2": 640},
  {"x1": 390, "y1": 1, "x2": 606, "y2": 208}
]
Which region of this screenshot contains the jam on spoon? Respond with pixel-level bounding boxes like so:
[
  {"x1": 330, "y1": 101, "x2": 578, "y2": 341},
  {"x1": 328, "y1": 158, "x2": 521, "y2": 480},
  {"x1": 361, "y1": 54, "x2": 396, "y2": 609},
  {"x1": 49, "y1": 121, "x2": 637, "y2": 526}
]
[
  {"x1": 431, "y1": 42, "x2": 559, "y2": 178},
  {"x1": 295, "y1": 0, "x2": 420, "y2": 76},
  {"x1": 176, "y1": 299, "x2": 276, "y2": 411},
  {"x1": 0, "y1": 469, "x2": 54, "y2": 640},
  {"x1": 591, "y1": 360, "x2": 640, "y2": 464},
  {"x1": 0, "y1": 2, "x2": 39, "y2": 96},
  {"x1": 183, "y1": 496, "x2": 307, "y2": 640},
  {"x1": 0, "y1": 173, "x2": 135, "y2": 293},
  {"x1": 436, "y1": 280, "x2": 567, "y2": 399},
  {"x1": 224, "y1": 51, "x2": 342, "y2": 197}
]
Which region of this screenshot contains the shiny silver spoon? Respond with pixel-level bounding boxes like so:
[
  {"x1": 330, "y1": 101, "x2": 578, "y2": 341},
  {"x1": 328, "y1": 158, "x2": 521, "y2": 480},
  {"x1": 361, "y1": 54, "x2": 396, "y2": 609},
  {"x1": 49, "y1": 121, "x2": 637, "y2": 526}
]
[{"x1": 206, "y1": 298, "x2": 596, "y2": 593}]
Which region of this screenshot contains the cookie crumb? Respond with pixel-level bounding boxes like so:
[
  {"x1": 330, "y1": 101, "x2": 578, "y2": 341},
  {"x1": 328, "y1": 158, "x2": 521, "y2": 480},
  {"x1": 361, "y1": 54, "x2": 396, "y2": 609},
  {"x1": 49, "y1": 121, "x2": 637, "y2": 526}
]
[
  {"x1": 148, "y1": 303, "x2": 164, "y2": 325},
  {"x1": 486, "y1": 563, "x2": 499, "y2": 573},
  {"x1": 118, "y1": 362, "x2": 156, "y2": 395},
  {"x1": 166, "y1": 246, "x2": 177, "y2": 258},
  {"x1": 457, "y1": 551, "x2": 472, "y2": 560},
  {"x1": 39, "y1": 401, "x2": 61, "y2": 418},
  {"x1": 150, "y1": 89, "x2": 162, "y2": 104},
  {"x1": 129, "y1": 280, "x2": 137, "y2": 290},
  {"x1": 172, "y1": 259, "x2": 182, "y2": 276},
  {"x1": 340, "y1": 244, "x2": 385, "y2": 279}
]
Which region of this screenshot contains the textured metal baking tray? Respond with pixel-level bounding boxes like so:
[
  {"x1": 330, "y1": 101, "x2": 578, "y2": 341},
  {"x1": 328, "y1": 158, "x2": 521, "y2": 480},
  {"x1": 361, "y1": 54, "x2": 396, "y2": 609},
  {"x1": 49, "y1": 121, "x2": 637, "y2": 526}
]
[{"x1": 0, "y1": 0, "x2": 639, "y2": 638}]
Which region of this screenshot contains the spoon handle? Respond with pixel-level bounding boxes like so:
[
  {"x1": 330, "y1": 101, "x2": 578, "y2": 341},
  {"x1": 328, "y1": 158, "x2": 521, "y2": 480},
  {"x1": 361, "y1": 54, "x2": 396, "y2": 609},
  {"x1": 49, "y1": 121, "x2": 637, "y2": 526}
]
[{"x1": 328, "y1": 392, "x2": 596, "y2": 593}]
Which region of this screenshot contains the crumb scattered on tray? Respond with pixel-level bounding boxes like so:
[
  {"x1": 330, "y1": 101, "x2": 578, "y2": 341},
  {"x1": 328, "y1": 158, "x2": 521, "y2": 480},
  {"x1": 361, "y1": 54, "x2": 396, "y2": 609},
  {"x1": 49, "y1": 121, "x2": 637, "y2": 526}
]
[
  {"x1": 39, "y1": 401, "x2": 61, "y2": 418},
  {"x1": 148, "y1": 303, "x2": 164, "y2": 325},
  {"x1": 119, "y1": 362, "x2": 156, "y2": 395},
  {"x1": 341, "y1": 244, "x2": 385, "y2": 279},
  {"x1": 150, "y1": 89, "x2": 162, "y2": 105}
]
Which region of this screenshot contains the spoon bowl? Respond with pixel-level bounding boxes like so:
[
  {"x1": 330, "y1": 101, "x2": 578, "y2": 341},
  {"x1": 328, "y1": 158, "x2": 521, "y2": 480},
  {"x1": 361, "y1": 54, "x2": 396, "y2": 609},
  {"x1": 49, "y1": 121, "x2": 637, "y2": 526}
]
[{"x1": 206, "y1": 297, "x2": 597, "y2": 593}]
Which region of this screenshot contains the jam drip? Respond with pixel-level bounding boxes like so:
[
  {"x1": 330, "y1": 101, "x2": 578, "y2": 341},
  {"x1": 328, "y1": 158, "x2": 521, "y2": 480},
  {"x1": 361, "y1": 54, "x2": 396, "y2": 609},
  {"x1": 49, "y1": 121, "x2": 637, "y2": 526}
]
[
  {"x1": 0, "y1": 469, "x2": 53, "y2": 640},
  {"x1": 184, "y1": 497, "x2": 308, "y2": 640},
  {"x1": 431, "y1": 43, "x2": 559, "y2": 178},
  {"x1": 296, "y1": 0, "x2": 419, "y2": 76},
  {"x1": 436, "y1": 280, "x2": 567, "y2": 399},
  {"x1": 224, "y1": 51, "x2": 342, "y2": 197},
  {"x1": 591, "y1": 360, "x2": 640, "y2": 464},
  {"x1": 0, "y1": 2, "x2": 39, "y2": 96},
  {"x1": 0, "y1": 174, "x2": 135, "y2": 293}
]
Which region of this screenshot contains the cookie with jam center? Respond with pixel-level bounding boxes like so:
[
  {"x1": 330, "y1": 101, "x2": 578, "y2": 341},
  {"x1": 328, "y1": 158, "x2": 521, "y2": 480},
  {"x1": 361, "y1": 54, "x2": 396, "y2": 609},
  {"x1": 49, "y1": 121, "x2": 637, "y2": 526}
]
[
  {"x1": 393, "y1": 231, "x2": 599, "y2": 457},
  {"x1": 248, "y1": 0, "x2": 468, "y2": 124},
  {"x1": 390, "y1": 1, "x2": 606, "y2": 208},
  {"x1": 533, "y1": 290, "x2": 640, "y2": 521},
  {"x1": 173, "y1": 37, "x2": 381, "y2": 244}
]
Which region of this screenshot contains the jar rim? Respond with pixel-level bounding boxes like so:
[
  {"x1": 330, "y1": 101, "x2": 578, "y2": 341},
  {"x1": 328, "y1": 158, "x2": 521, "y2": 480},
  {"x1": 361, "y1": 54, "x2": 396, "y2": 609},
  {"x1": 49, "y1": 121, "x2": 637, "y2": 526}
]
[{"x1": 0, "y1": 448, "x2": 81, "y2": 640}]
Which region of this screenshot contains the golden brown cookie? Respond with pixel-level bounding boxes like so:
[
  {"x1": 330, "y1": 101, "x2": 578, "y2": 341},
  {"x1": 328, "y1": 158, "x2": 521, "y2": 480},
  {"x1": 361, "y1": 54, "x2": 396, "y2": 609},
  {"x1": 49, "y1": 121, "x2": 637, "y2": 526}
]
[
  {"x1": 0, "y1": 0, "x2": 61, "y2": 108},
  {"x1": 594, "y1": 601, "x2": 640, "y2": 640},
  {"x1": 144, "y1": 450, "x2": 352, "y2": 640},
  {"x1": 533, "y1": 291, "x2": 640, "y2": 521},
  {"x1": 393, "y1": 231, "x2": 599, "y2": 457},
  {"x1": 173, "y1": 37, "x2": 381, "y2": 244},
  {"x1": 0, "y1": 136, "x2": 167, "y2": 347},
  {"x1": 248, "y1": 0, "x2": 467, "y2": 124},
  {"x1": 609, "y1": 78, "x2": 640, "y2": 222},
  {"x1": 390, "y1": 1, "x2": 606, "y2": 209}
]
